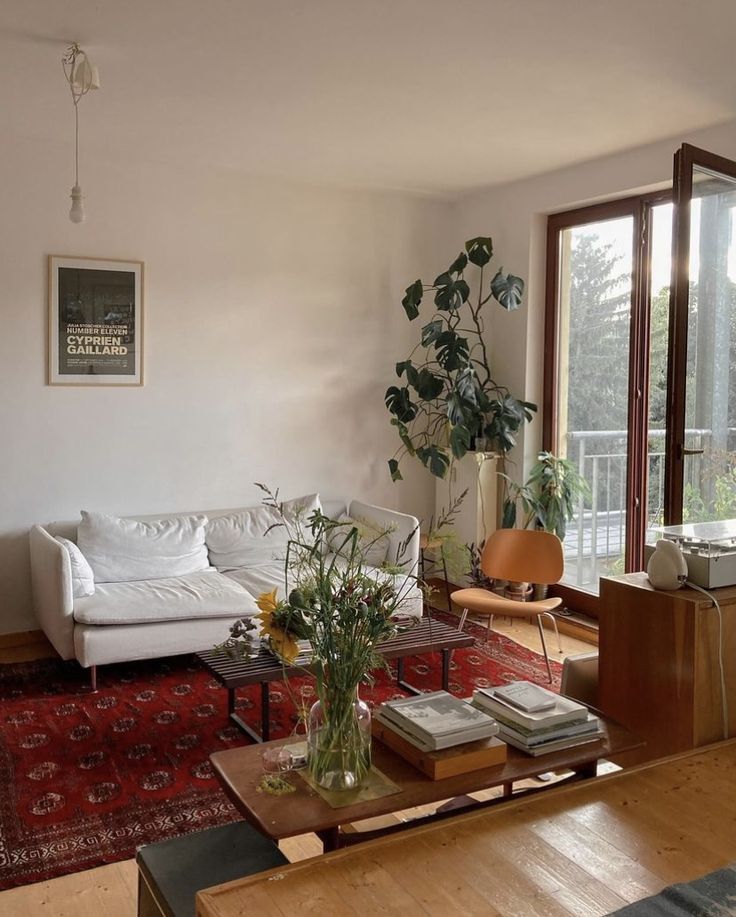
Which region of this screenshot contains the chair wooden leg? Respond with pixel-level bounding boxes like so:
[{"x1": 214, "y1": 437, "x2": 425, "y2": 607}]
[
  {"x1": 458, "y1": 608, "x2": 468, "y2": 631},
  {"x1": 541, "y1": 611, "x2": 563, "y2": 653},
  {"x1": 536, "y1": 616, "x2": 553, "y2": 683},
  {"x1": 89, "y1": 665, "x2": 98, "y2": 692},
  {"x1": 485, "y1": 614, "x2": 495, "y2": 643}
]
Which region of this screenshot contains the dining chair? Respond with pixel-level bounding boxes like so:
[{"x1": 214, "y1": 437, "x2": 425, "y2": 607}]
[{"x1": 450, "y1": 528, "x2": 564, "y2": 682}]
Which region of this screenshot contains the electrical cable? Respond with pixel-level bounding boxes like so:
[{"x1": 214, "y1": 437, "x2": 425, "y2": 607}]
[{"x1": 685, "y1": 580, "x2": 729, "y2": 740}]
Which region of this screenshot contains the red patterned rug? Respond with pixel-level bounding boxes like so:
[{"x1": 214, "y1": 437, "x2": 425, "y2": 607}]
[{"x1": 0, "y1": 612, "x2": 561, "y2": 889}]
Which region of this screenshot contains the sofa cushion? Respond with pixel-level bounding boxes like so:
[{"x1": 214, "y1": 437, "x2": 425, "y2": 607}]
[
  {"x1": 78, "y1": 511, "x2": 211, "y2": 583},
  {"x1": 206, "y1": 494, "x2": 321, "y2": 572},
  {"x1": 73, "y1": 570, "x2": 256, "y2": 626},
  {"x1": 56, "y1": 537, "x2": 95, "y2": 598},
  {"x1": 327, "y1": 514, "x2": 391, "y2": 567},
  {"x1": 225, "y1": 557, "x2": 423, "y2": 618}
]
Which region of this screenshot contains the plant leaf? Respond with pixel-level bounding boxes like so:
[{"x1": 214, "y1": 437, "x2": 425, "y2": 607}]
[
  {"x1": 450, "y1": 424, "x2": 471, "y2": 459},
  {"x1": 491, "y1": 269, "x2": 525, "y2": 310},
  {"x1": 435, "y1": 330, "x2": 470, "y2": 372},
  {"x1": 433, "y1": 273, "x2": 470, "y2": 311},
  {"x1": 465, "y1": 237, "x2": 493, "y2": 267},
  {"x1": 414, "y1": 368, "x2": 445, "y2": 401},
  {"x1": 388, "y1": 459, "x2": 403, "y2": 482},
  {"x1": 448, "y1": 252, "x2": 468, "y2": 275},
  {"x1": 501, "y1": 499, "x2": 517, "y2": 529},
  {"x1": 401, "y1": 279, "x2": 423, "y2": 320},
  {"x1": 416, "y1": 446, "x2": 450, "y2": 479},
  {"x1": 395, "y1": 360, "x2": 419, "y2": 387},
  {"x1": 421, "y1": 318, "x2": 444, "y2": 347},
  {"x1": 384, "y1": 386, "x2": 418, "y2": 423}
]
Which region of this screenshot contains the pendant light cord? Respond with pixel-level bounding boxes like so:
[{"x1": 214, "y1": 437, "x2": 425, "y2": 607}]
[{"x1": 63, "y1": 43, "x2": 92, "y2": 188}]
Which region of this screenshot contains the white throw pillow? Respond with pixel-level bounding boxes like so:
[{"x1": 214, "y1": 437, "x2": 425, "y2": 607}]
[
  {"x1": 57, "y1": 537, "x2": 95, "y2": 598},
  {"x1": 328, "y1": 513, "x2": 391, "y2": 567},
  {"x1": 77, "y1": 511, "x2": 210, "y2": 584},
  {"x1": 206, "y1": 494, "x2": 321, "y2": 571}
]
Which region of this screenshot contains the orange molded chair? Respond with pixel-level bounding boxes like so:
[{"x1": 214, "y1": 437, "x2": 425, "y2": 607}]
[{"x1": 450, "y1": 528, "x2": 564, "y2": 682}]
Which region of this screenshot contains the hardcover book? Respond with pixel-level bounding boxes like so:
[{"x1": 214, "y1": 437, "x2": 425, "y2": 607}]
[
  {"x1": 472, "y1": 687, "x2": 588, "y2": 730},
  {"x1": 379, "y1": 691, "x2": 498, "y2": 750}
]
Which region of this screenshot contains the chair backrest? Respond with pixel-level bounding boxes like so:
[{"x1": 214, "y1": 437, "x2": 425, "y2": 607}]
[{"x1": 481, "y1": 529, "x2": 564, "y2": 585}]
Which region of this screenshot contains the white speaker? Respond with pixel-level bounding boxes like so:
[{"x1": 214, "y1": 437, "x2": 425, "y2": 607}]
[{"x1": 647, "y1": 539, "x2": 688, "y2": 590}]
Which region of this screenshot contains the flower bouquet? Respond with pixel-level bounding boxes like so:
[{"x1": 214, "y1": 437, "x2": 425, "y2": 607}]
[{"x1": 222, "y1": 488, "x2": 419, "y2": 791}]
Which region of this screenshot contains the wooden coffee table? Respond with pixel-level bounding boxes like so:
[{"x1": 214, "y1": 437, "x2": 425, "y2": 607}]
[
  {"x1": 210, "y1": 713, "x2": 642, "y2": 852},
  {"x1": 197, "y1": 619, "x2": 474, "y2": 743}
]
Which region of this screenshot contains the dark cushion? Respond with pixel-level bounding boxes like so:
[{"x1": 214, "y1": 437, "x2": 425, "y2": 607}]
[{"x1": 136, "y1": 820, "x2": 288, "y2": 917}]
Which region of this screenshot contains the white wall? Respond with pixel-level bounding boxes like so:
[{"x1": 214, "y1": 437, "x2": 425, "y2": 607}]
[
  {"x1": 0, "y1": 134, "x2": 449, "y2": 635},
  {"x1": 451, "y1": 118, "x2": 736, "y2": 477}
]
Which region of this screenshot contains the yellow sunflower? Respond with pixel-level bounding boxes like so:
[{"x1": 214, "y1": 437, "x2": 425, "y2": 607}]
[{"x1": 256, "y1": 589, "x2": 300, "y2": 664}]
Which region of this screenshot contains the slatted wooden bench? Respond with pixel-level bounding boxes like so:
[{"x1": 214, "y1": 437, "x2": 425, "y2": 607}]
[{"x1": 197, "y1": 618, "x2": 474, "y2": 742}]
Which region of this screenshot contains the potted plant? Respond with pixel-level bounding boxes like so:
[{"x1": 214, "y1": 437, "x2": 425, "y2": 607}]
[
  {"x1": 501, "y1": 451, "x2": 589, "y2": 539},
  {"x1": 501, "y1": 451, "x2": 589, "y2": 598},
  {"x1": 385, "y1": 236, "x2": 536, "y2": 483}
]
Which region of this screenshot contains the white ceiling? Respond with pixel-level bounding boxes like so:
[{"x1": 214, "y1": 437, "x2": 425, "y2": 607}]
[{"x1": 3, "y1": 0, "x2": 736, "y2": 197}]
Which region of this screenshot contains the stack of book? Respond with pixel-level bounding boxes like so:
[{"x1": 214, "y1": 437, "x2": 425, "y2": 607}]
[
  {"x1": 471, "y1": 681, "x2": 603, "y2": 756},
  {"x1": 374, "y1": 691, "x2": 506, "y2": 779}
]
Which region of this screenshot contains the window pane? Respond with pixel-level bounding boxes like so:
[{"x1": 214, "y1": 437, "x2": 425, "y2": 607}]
[
  {"x1": 646, "y1": 202, "x2": 673, "y2": 538},
  {"x1": 682, "y1": 170, "x2": 736, "y2": 522},
  {"x1": 556, "y1": 217, "x2": 634, "y2": 593}
]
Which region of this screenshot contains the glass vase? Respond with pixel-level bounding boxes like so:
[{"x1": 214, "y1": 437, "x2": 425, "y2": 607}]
[{"x1": 306, "y1": 690, "x2": 371, "y2": 791}]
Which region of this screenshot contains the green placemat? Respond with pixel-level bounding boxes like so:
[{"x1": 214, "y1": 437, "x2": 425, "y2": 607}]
[{"x1": 298, "y1": 765, "x2": 402, "y2": 809}]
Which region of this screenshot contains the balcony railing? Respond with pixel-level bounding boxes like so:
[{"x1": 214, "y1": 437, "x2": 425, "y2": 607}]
[{"x1": 562, "y1": 427, "x2": 719, "y2": 591}]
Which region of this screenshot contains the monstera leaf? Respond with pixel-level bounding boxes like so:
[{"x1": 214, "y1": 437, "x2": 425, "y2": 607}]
[
  {"x1": 465, "y1": 237, "x2": 493, "y2": 267},
  {"x1": 421, "y1": 318, "x2": 444, "y2": 347},
  {"x1": 449, "y1": 424, "x2": 472, "y2": 459},
  {"x1": 401, "y1": 279, "x2": 423, "y2": 320},
  {"x1": 385, "y1": 386, "x2": 418, "y2": 423},
  {"x1": 490, "y1": 269, "x2": 524, "y2": 311},
  {"x1": 388, "y1": 459, "x2": 403, "y2": 482},
  {"x1": 414, "y1": 368, "x2": 445, "y2": 401},
  {"x1": 448, "y1": 252, "x2": 468, "y2": 275},
  {"x1": 433, "y1": 272, "x2": 470, "y2": 311},
  {"x1": 416, "y1": 446, "x2": 450, "y2": 479},
  {"x1": 435, "y1": 330, "x2": 470, "y2": 372},
  {"x1": 395, "y1": 360, "x2": 419, "y2": 388}
]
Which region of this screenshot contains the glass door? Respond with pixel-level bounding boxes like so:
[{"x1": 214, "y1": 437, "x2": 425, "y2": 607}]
[{"x1": 667, "y1": 145, "x2": 736, "y2": 524}]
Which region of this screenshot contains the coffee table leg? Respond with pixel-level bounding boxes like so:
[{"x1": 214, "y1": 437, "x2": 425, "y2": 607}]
[
  {"x1": 396, "y1": 657, "x2": 405, "y2": 686},
  {"x1": 316, "y1": 827, "x2": 341, "y2": 852}
]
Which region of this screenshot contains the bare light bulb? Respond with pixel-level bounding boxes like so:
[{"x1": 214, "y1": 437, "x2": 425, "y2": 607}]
[{"x1": 69, "y1": 184, "x2": 85, "y2": 223}]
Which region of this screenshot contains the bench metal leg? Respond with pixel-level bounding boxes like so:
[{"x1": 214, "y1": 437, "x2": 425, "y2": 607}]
[{"x1": 228, "y1": 682, "x2": 270, "y2": 743}]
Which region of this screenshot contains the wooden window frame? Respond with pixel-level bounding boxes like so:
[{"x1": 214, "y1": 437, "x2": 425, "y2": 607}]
[{"x1": 544, "y1": 190, "x2": 670, "y2": 613}]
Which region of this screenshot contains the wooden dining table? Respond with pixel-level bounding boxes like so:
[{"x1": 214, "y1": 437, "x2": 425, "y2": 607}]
[{"x1": 198, "y1": 739, "x2": 736, "y2": 916}]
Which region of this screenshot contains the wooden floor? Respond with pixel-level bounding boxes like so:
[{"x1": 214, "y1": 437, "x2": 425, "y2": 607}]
[
  {"x1": 0, "y1": 616, "x2": 593, "y2": 915},
  {"x1": 199, "y1": 741, "x2": 736, "y2": 917}
]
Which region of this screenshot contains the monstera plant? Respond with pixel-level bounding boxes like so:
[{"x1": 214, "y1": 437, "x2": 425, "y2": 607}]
[{"x1": 385, "y1": 236, "x2": 536, "y2": 481}]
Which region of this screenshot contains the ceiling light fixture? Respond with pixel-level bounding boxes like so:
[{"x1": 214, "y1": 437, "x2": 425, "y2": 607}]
[{"x1": 62, "y1": 42, "x2": 100, "y2": 223}]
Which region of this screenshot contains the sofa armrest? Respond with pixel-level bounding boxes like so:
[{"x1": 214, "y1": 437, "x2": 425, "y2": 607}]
[
  {"x1": 29, "y1": 525, "x2": 76, "y2": 660},
  {"x1": 348, "y1": 500, "x2": 420, "y2": 577}
]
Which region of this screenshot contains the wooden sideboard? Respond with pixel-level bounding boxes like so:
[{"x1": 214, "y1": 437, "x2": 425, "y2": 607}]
[
  {"x1": 196, "y1": 741, "x2": 736, "y2": 916},
  {"x1": 599, "y1": 572, "x2": 736, "y2": 764}
]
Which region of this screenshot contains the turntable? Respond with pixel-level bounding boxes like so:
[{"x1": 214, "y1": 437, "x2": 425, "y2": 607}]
[{"x1": 645, "y1": 519, "x2": 736, "y2": 589}]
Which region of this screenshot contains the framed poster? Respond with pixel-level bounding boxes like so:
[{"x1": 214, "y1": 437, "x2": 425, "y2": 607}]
[{"x1": 48, "y1": 255, "x2": 144, "y2": 385}]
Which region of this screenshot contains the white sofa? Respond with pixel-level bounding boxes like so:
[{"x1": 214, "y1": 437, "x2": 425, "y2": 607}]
[{"x1": 29, "y1": 497, "x2": 421, "y2": 688}]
